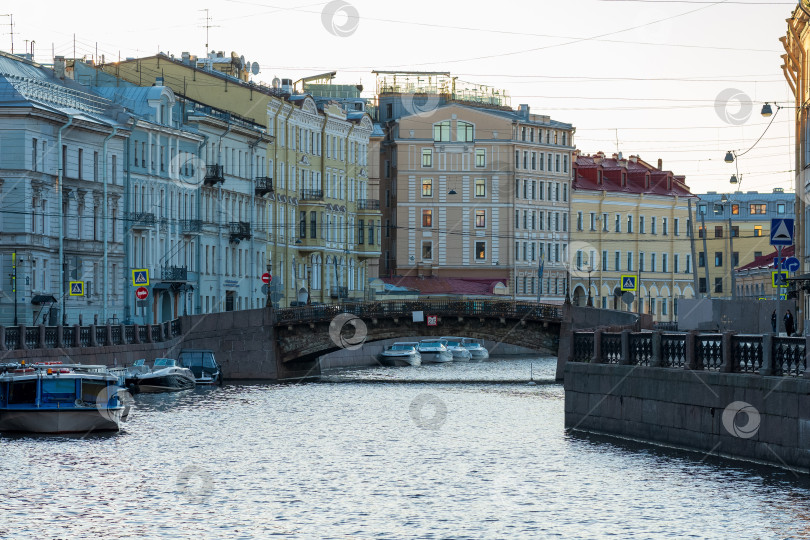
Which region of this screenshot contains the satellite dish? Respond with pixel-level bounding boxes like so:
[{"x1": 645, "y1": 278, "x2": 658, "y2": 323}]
[
  {"x1": 251, "y1": 62, "x2": 260, "y2": 75},
  {"x1": 239, "y1": 55, "x2": 245, "y2": 68}
]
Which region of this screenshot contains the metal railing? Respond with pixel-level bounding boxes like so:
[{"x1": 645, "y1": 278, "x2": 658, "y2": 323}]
[
  {"x1": 181, "y1": 219, "x2": 202, "y2": 234},
  {"x1": 276, "y1": 299, "x2": 563, "y2": 325},
  {"x1": 300, "y1": 189, "x2": 324, "y2": 201},
  {"x1": 0, "y1": 319, "x2": 185, "y2": 351},
  {"x1": 570, "y1": 330, "x2": 808, "y2": 377},
  {"x1": 357, "y1": 199, "x2": 380, "y2": 210},
  {"x1": 255, "y1": 176, "x2": 274, "y2": 196},
  {"x1": 162, "y1": 266, "x2": 188, "y2": 282},
  {"x1": 125, "y1": 212, "x2": 156, "y2": 228}
]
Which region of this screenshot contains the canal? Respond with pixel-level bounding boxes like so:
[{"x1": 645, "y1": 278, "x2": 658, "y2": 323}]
[{"x1": 3, "y1": 356, "x2": 810, "y2": 539}]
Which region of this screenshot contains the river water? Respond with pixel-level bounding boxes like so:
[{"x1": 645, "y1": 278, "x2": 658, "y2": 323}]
[{"x1": 3, "y1": 356, "x2": 810, "y2": 539}]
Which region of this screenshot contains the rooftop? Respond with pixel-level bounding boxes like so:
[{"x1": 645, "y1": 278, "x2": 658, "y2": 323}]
[{"x1": 573, "y1": 151, "x2": 693, "y2": 198}]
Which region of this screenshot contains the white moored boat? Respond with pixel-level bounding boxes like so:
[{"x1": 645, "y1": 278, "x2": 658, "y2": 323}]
[
  {"x1": 124, "y1": 358, "x2": 196, "y2": 394},
  {"x1": 440, "y1": 337, "x2": 472, "y2": 362},
  {"x1": 0, "y1": 362, "x2": 127, "y2": 433},
  {"x1": 417, "y1": 340, "x2": 454, "y2": 364},
  {"x1": 378, "y1": 342, "x2": 422, "y2": 367},
  {"x1": 462, "y1": 338, "x2": 490, "y2": 361}
]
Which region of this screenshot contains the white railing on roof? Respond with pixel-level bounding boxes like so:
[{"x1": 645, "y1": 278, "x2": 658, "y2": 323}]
[{"x1": 3, "y1": 73, "x2": 112, "y2": 115}]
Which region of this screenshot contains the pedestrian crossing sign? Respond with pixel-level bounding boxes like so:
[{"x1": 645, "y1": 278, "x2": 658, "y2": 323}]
[
  {"x1": 132, "y1": 269, "x2": 150, "y2": 287},
  {"x1": 69, "y1": 281, "x2": 84, "y2": 296},
  {"x1": 772, "y1": 270, "x2": 789, "y2": 288},
  {"x1": 620, "y1": 275, "x2": 637, "y2": 291}
]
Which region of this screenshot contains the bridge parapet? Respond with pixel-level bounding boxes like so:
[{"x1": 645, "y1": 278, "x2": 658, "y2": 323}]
[{"x1": 274, "y1": 299, "x2": 563, "y2": 326}]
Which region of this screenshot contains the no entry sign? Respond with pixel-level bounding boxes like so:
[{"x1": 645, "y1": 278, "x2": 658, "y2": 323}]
[
  {"x1": 135, "y1": 287, "x2": 149, "y2": 300},
  {"x1": 262, "y1": 272, "x2": 272, "y2": 284}
]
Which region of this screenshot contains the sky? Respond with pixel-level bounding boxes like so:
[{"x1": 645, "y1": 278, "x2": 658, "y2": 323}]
[{"x1": 2, "y1": 0, "x2": 799, "y2": 196}]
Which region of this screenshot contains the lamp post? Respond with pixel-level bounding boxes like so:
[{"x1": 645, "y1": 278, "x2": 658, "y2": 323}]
[
  {"x1": 11, "y1": 251, "x2": 17, "y2": 326},
  {"x1": 306, "y1": 264, "x2": 312, "y2": 306},
  {"x1": 587, "y1": 268, "x2": 594, "y2": 307}
]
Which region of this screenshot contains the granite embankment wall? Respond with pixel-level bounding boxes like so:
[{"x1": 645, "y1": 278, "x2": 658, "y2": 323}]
[{"x1": 564, "y1": 362, "x2": 810, "y2": 472}]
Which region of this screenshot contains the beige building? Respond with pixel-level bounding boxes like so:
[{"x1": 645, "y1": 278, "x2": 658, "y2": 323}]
[
  {"x1": 379, "y1": 98, "x2": 575, "y2": 302},
  {"x1": 570, "y1": 152, "x2": 697, "y2": 322}
]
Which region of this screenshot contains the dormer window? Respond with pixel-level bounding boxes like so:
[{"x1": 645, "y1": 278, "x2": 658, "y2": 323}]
[
  {"x1": 433, "y1": 121, "x2": 451, "y2": 142},
  {"x1": 597, "y1": 170, "x2": 603, "y2": 185},
  {"x1": 645, "y1": 173, "x2": 650, "y2": 189},
  {"x1": 621, "y1": 172, "x2": 627, "y2": 186}
]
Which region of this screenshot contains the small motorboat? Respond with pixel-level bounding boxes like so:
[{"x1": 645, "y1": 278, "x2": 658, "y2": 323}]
[
  {"x1": 125, "y1": 358, "x2": 196, "y2": 394},
  {"x1": 417, "y1": 339, "x2": 454, "y2": 364},
  {"x1": 0, "y1": 362, "x2": 126, "y2": 433},
  {"x1": 440, "y1": 337, "x2": 472, "y2": 362},
  {"x1": 177, "y1": 349, "x2": 223, "y2": 385},
  {"x1": 378, "y1": 342, "x2": 422, "y2": 367},
  {"x1": 462, "y1": 338, "x2": 490, "y2": 361}
]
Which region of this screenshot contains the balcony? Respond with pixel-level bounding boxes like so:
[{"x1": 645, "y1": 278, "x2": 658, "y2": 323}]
[
  {"x1": 255, "y1": 176, "x2": 274, "y2": 197},
  {"x1": 229, "y1": 221, "x2": 252, "y2": 243},
  {"x1": 161, "y1": 265, "x2": 188, "y2": 282},
  {"x1": 126, "y1": 212, "x2": 156, "y2": 229},
  {"x1": 358, "y1": 199, "x2": 380, "y2": 210},
  {"x1": 181, "y1": 219, "x2": 202, "y2": 234},
  {"x1": 330, "y1": 286, "x2": 349, "y2": 299},
  {"x1": 300, "y1": 189, "x2": 324, "y2": 201},
  {"x1": 204, "y1": 165, "x2": 225, "y2": 187}
]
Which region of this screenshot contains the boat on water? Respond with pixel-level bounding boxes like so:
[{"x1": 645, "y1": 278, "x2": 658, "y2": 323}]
[
  {"x1": 0, "y1": 362, "x2": 127, "y2": 433},
  {"x1": 177, "y1": 349, "x2": 223, "y2": 385},
  {"x1": 417, "y1": 339, "x2": 454, "y2": 364},
  {"x1": 378, "y1": 342, "x2": 422, "y2": 367},
  {"x1": 439, "y1": 337, "x2": 472, "y2": 362},
  {"x1": 462, "y1": 337, "x2": 490, "y2": 361},
  {"x1": 124, "y1": 358, "x2": 196, "y2": 394}
]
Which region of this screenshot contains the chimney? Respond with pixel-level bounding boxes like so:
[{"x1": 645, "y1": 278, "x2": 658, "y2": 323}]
[
  {"x1": 54, "y1": 56, "x2": 66, "y2": 80},
  {"x1": 628, "y1": 155, "x2": 638, "y2": 163},
  {"x1": 657, "y1": 158, "x2": 663, "y2": 170},
  {"x1": 518, "y1": 104, "x2": 530, "y2": 118}
]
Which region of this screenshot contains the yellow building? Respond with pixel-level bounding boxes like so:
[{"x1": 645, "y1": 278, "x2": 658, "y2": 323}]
[
  {"x1": 571, "y1": 152, "x2": 696, "y2": 322},
  {"x1": 97, "y1": 53, "x2": 381, "y2": 307}
]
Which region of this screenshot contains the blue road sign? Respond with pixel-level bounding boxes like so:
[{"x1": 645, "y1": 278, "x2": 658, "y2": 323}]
[
  {"x1": 132, "y1": 269, "x2": 150, "y2": 286},
  {"x1": 784, "y1": 256, "x2": 801, "y2": 273},
  {"x1": 770, "y1": 218, "x2": 795, "y2": 246},
  {"x1": 620, "y1": 275, "x2": 637, "y2": 292}
]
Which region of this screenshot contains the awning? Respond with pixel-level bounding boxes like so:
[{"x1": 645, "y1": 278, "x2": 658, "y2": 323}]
[
  {"x1": 174, "y1": 283, "x2": 195, "y2": 292},
  {"x1": 31, "y1": 295, "x2": 57, "y2": 305},
  {"x1": 790, "y1": 273, "x2": 810, "y2": 281},
  {"x1": 152, "y1": 283, "x2": 172, "y2": 291}
]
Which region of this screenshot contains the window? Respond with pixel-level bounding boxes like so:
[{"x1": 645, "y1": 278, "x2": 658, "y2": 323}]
[
  {"x1": 475, "y1": 149, "x2": 485, "y2": 168},
  {"x1": 662, "y1": 254, "x2": 668, "y2": 273},
  {"x1": 531, "y1": 211, "x2": 536, "y2": 230},
  {"x1": 422, "y1": 241, "x2": 433, "y2": 260},
  {"x1": 523, "y1": 151, "x2": 529, "y2": 170},
  {"x1": 457, "y1": 121, "x2": 474, "y2": 142},
  {"x1": 699, "y1": 278, "x2": 707, "y2": 294},
  {"x1": 639, "y1": 216, "x2": 645, "y2": 234},
  {"x1": 532, "y1": 152, "x2": 537, "y2": 170},
  {"x1": 686, "y1": 254, "x2": 692, "y2": 273},
  {"x1": 733, "y1": 252, "x2": 739, "y2": 267},
  {"x1": 750, "y1": 204, "x2": 767, "y2": 214},
  {"x1": 614, "y1": 251, "x2": 620, "y2": 271},
  {"x1": 475, "y1": 178, "x2": 486, "y2": 197},
  {"x1": 651, "y1": 217, "x2": 657, "y2": 235},
  {"x1": 674, "y1": 254, "x2": 680, "y2": 273},
  {"x1": 310, "y1": 212, "x2": 317, "y2": 239},
  {"x1": 422, "y1": 209, "x2": 432, "y2": 227},
  {"x1": 651, "y1": 253, "x2": 656, "y2": 272},
  {"x1": 698, "y1": 226, "x2": 705, "y2": 239},
  {"x1": 639, "y1": 252, "x2": 645, "y2": 272},
  {"x1": 627, "y1": 252, "x2": 633, "y2": 272},
  {"x1": 433, "y1": 121, "x2": 451, "y2": 142},
  {"x1": 78, "y1": 148, "x2": 83, "y2": 179},
  {"x1": 299, "y1": 211, "x2": 307, "y2": 238},
  {"x1": 713, "y1": 204, "x2": 724, "y2": 215},
  {"x1": 475, "y1": 210, "x2": 486, "y2": 228},
  {"x1": 422, "y1": 149, "x2": 433, "y2": 167},
  {"x1": 754, "y1": 251, "x2": 762, "y2": 259},
  {"x1": 777, "y1": 203, "x2": 786, "y2": 214},
  {"x1": 602, "y1": 213, "x2": 608, "y2": 232},
  {"x1": 627, "y1": 215, "x2": 633, "y2": 234},
  {"x1": 714, "y1": 278, "x2": 723, "y2": 293},
  {"x1": 715, "y1": 252, "x2": 723, "y2": 267},
  {"x1": 663, "y1": 218, "x2": 668, "y2": 236},
  {"x1": 754, "y1": 225, "x2": 763, "y2": 237},
  {"x1": 577, "y1": 212, "x2": 583, "y2": 231},
  {"x1": 516, "y1": 150, "x2": 520, "y2": 169},
  {"x1": 715, "y1": 226, "x2": 723, "y2": 238},
  {"x1": 590, "y1": 213, "x2": 596, "y2": 231},
  {"x1": 531, "y1": 181, "x2": 536, "y2": 200},
  {"x1": 422, "y1": 178, "x2": 433, "y2": 197},
  {"x1": 732, "y1": 204, "x2": 739, "y2": 215},
  {"x1": 699, "y1": 252, "x2": 705, "y2": 267},
  {"x1": 674, "y1": 218, "x2": 679, "y2": 236},
  {"x1": 615, "y1": 214, "x2": 621, "y2": 233},
  {"x1": 732, "y1": 226, "x2": 739, "y2": 237},
  {"x1": 475, "y1": 242, "x2": 486, "y2": 261},
  {"x1": 602, "y1": 250, "x2": 608, "y2": 271},
  {"x1": 32, "y1": 138, "x2": 38, "y2": 171}
]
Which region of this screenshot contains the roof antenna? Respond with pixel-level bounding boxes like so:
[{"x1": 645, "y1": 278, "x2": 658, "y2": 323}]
[{"x1": 615, "y1": 128, "x2": 619, "y2": 155}]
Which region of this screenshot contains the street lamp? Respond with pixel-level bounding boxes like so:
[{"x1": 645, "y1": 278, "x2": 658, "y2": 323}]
[{"x1": 587, "y1": 268, "x2": 595, "y2": 307}]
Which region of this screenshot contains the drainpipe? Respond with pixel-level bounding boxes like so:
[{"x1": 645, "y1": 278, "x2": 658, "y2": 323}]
[
  {"x1": 268, "y1": 103, "x2": 283, "y2": 307},
  {"x1": 102, "y1": 125, "x2": 119, "y2": 324},
  {"x1": 58, "y1": 114, "x2": 74, "y2": 325},
  {"x1": 124, "y1": 133, "x2": 132, "y2": 322},
  {"x1": 248, "y1": 133, "x2": 264, "y2": 306},
  {"x1": 217, "y1": 123, "x2": 231, "y2": 311},
  {"x1": 283, "y1": 105, "x2": 294, "y2": 306},
  {"x1": 196, "y1": 132, "x2": 208, "y2": 314}
]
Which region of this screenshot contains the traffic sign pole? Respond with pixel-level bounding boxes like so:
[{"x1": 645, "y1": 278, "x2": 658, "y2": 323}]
[{"x1": 777, "y1": 245, "x2": 782, "y2": 336}]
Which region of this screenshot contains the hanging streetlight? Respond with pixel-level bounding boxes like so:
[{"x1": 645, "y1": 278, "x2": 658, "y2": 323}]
[
  {"x1": 724, "y1": 151, "x2": 735, "y2": 163},
  {"x1": 730, "y1": 174, "x2": 738, "y2": 184},
  {"x1": 761, "y1": 103, "x2": 773, "y2": 117}
]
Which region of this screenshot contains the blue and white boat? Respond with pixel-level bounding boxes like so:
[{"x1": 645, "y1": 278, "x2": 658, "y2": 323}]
[
  {"x1": 440, "y1": 337, "x2": 472, "y2": 362},
  {"x1": 462, "y1": 338, "x2": 490, "y2": 361},
  {"x1": 0, "y1": 362, "x2": 127, "y2": 433},
  {"x1": 378, "y1": 342, "x2": 422, "y2": 367},
  {"x1": 417, "y1": 340, "x2": 454, "y2": 364}
]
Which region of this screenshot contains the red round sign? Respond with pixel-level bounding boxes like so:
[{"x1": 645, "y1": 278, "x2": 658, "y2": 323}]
[
  {"x1": 262, "y1": 272, "x2": 271, "y2": 284},
  {"x1": 135, "y1": 287, "x2": 149, "y2": 300}
]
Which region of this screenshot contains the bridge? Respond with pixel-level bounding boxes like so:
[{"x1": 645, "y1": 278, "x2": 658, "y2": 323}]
[
  {"x1": 273, "y1": 299, "x2": 564, "y2": 370},
  {"x1": 0, "y1": 300, "x2": 641, "y2": 380}
]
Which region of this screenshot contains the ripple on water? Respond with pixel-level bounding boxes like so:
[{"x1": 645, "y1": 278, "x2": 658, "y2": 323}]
[{"x1": 3, "y1": 357, "x2": 810, "y2": 539}]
